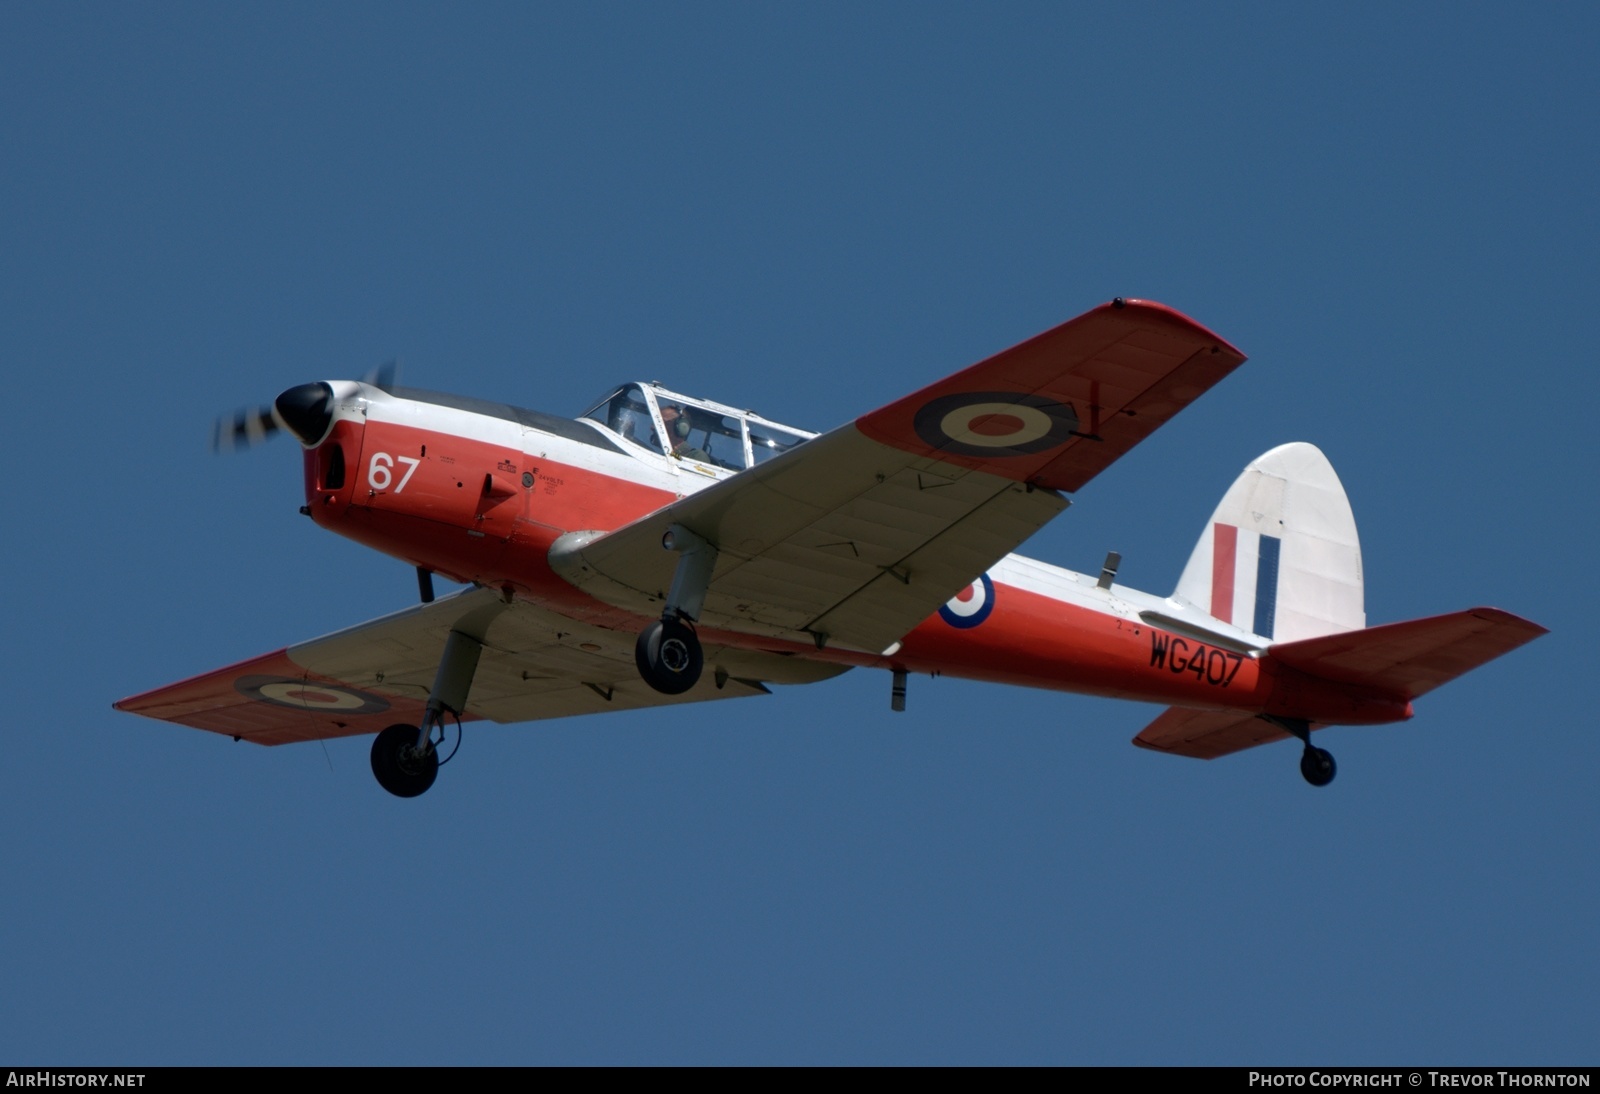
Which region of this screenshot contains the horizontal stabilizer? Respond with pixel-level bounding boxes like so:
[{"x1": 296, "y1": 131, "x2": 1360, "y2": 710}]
[
  {"x1": 1267, "y1": 607, "x2": 1548, "y2": 700},
  {"x1": 1133, "y1": 706, "x2": 1316, "y2": 760}
]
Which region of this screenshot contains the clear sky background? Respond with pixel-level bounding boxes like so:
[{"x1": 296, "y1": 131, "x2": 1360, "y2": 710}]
[{"x1": 2, "y1": 3, "x2": 1595, "y2": 1065}]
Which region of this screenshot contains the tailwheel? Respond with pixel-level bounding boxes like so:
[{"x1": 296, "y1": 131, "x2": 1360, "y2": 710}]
[
  {"x1": 1299, "y1": 745, "x2": 1337, "y2": 788},
  {"x1": 635, "y1": 616, "x2": 703, "y2": 695},
  {"x1": 371, "y1": 722, "x2": 439, "y2": 798}
]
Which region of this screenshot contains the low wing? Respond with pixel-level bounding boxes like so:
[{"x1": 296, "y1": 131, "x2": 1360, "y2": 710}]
[
  {"x1": 115, "y1": 587, "x2": 846, "y2": 746},
  {"x1": 555, "y1": 299, "x2": 1246, "y2": 654}
]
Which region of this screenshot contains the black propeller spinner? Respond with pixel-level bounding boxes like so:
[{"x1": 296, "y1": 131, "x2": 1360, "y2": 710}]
[
  {"x1": 209, "y1": 360, "x2": 397, "y2": 453},
  {"x1": 273, "y1": 382, "x2": 336, "y2": 446}
]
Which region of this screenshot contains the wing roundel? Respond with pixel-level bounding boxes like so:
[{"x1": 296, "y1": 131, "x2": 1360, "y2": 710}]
[{"x1": 856, "y1": 298, "x2": 1246, "y2": 493}]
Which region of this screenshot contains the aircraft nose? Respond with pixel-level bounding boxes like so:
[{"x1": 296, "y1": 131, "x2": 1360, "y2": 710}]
[{"x1": 274, "y1": 382, "x2": 335, "y2": 446}]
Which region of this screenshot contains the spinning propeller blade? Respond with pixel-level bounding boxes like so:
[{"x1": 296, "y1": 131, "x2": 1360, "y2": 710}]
[
  {"x1": 211, "y1": 405, "x2": 279, "y2": 454},
  {"x1": 363, "y1": 358, "x2": 399, "y2": 392}
]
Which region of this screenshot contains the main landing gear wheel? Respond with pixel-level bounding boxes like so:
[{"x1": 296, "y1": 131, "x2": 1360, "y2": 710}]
[
  {"x1": 1300, "y1": 745, "x2": 1337, "y2": 788},
  {"x1": 636, "y1": 617, "x2": 703, "y2": 695},
  {"x1": 371, "y1": 722, "x2": 439, "y2": 798}
]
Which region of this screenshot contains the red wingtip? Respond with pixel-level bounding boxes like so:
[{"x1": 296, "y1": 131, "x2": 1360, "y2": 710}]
[{"x1": 1103, "y1": 298, "x2": 1246, "y2": 360}]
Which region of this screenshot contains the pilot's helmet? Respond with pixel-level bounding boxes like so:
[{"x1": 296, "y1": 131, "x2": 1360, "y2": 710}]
[{"x1": 661, "y1": 405, "x2": 691, "y2": 439}]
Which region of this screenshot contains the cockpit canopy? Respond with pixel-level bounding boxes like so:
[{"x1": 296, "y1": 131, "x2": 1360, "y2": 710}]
[{"x1": 580, "y1": 383, "x2": 814, "y2": 471}]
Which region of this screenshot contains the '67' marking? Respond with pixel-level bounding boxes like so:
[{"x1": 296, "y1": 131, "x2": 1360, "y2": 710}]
[
  {"x1": 1150, "y1": 633, "x2": 1244, "y2": 687},
  {"x1": 368, "y1": 452, "x2": 420, "y2": 493}
]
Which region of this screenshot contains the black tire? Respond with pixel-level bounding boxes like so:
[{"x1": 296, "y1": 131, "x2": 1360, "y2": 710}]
[
  {"x1": 370, "y1": 722, "x2": 439, "y2": 798},
  {"x1": 1299, "y1": 745, "x2": 1337, "y2": 788},
  {"x1": 635, "y1": 617, "x2": 703, "y2": 695}
]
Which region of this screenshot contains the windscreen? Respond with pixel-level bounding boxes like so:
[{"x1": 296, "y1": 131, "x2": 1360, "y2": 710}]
[{"x1": 582, "y1": 386, "x2": 665, "y2": 454}]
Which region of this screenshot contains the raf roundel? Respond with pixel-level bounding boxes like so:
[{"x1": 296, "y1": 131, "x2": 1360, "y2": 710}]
[
  {"x1": 234, "y1": 674, "x2": 391, "y2": 715},
  {"x1": 912, "y1": 391, "x2": 1080, "y2": 458},
  {"x1": 940, "y1": 573, "x2": 996, "y2": 629}
]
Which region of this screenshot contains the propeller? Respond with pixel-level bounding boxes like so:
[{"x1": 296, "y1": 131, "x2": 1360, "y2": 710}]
[
  {"x1": 209, "y1": 360, "x2": 398, "y2": 453},
  {"x1": 364, "y1": 358, "x2": 398, "y2": 393},
  {"x1": 211, "y1": 403, "x2": 280, "y2": 454}
]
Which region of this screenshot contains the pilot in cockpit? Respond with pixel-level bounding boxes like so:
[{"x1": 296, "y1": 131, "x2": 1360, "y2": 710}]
[{"x1": 659, "y1": 404, "x2": 709, "y2": 463}]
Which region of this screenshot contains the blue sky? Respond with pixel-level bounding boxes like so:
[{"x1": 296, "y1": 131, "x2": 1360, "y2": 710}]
[{"x1": 2, "y1": 3, "x2": 1594, "y2": 1064}]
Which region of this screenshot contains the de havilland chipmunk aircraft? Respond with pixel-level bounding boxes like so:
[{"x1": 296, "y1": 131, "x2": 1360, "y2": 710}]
[{"x1": 115, "y1": 299, "x2": 1547, "y2": 797}]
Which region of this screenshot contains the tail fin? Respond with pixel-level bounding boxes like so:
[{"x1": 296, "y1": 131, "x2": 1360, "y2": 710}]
[{"x1": 1173, "y1": 442, "x2": 1364, "y2": 644}]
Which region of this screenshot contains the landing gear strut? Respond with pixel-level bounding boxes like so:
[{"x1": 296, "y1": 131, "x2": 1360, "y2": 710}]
[
  {"x1": 370, "y1": 628, "x2": 485, "y2": 798},
  {"x1": 636, "y1": 523, "x2": 716, "y2": 695}
]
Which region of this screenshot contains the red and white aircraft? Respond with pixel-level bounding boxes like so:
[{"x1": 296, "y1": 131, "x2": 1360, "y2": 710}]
[{"x1": 116, "y1": 299, "x2": 1546, "y2": 797}]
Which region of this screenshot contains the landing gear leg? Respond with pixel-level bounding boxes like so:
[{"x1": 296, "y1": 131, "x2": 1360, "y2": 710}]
[
  {"x1": 637, "y1": 523, "x2": 716, "y2": 695},
  {"x1": 370, "y1": 629, "x2": 484, "y2": 798},
  {"x1": 1264, "y1": 715, "x2": 1337, "y2": 788}
]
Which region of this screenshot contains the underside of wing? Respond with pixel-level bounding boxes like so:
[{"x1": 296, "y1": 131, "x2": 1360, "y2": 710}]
[
  {"x1": 113, "y1": 646, "x2": 435, "y2": 746},
  {"x1": 115, "y1": 587, "x2": 842, "y2": 746},
  {"x1": 553, "y1": 299, "x2": 1243, "y2": 655},
  {"x1": 554, "y1": 429, "x2": 1068, "y2": 654}
]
